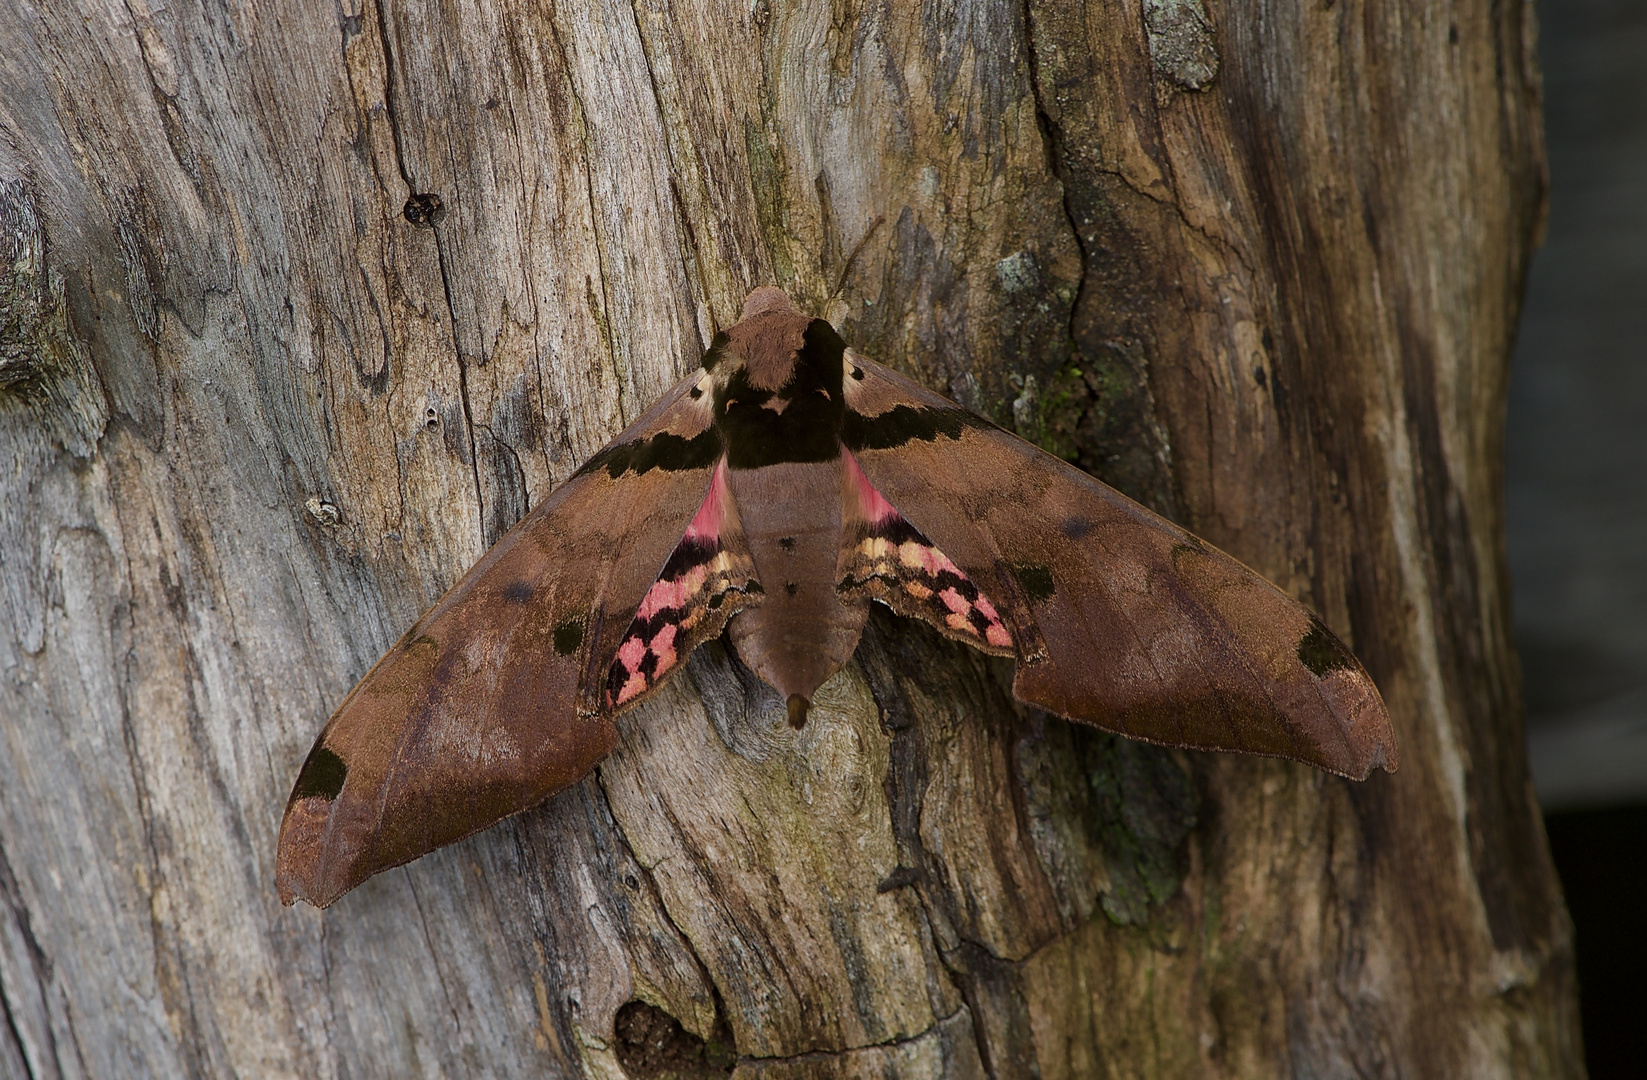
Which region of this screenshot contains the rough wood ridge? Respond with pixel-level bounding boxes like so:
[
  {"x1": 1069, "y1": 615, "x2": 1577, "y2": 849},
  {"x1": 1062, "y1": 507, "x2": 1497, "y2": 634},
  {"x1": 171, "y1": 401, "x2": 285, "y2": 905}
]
[{"x1": 0, "y1": 0, "x2": 1578, "y2": 1077}]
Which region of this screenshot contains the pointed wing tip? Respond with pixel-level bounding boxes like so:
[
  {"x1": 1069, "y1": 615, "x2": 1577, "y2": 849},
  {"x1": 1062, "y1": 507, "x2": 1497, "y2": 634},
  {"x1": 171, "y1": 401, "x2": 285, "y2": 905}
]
[
  {"x1": 275, "y1": 795, "x2": 354, "y2": 910},
  {"x1": 274, "y1": 852, "x2": 349, "y2": 910},
  {"x1": 1332, "y1": 735, "x2": 1399, "y2": 781},
  {"x1": 1328, "y1": 694, "x2": 1399, "y2": 780},
  {"x1": 1361, "y1": 725, "x2": 1400, "y2": 777},
  {"x1": 274, "y1": 855, "x2": 332, "y2": 909},
  {"x1": 275, "y1": 874, "x2": 317, "y2": 909},
  {"x1": 1341, "y1": 673, "x2": 1400, "y2": 779}
]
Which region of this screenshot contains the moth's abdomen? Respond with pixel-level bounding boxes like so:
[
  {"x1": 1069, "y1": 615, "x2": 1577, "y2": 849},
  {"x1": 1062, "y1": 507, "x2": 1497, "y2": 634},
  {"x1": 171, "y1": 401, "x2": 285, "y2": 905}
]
[{"x1": 725, "y1": 458, "x2": 868, "y2": 714}]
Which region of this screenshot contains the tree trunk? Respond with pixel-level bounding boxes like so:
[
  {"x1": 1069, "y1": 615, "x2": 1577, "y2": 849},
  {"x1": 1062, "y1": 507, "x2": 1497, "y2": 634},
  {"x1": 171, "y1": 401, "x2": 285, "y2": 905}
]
[{"x1": 0, "y1": 0, "x2": 1579, "y2": 1076}]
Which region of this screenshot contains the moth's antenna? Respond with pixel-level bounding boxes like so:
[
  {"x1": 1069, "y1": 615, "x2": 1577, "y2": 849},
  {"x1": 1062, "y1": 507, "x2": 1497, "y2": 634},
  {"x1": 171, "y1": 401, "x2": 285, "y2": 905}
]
[{"x1": 827, "y1": 214, "x2": 886, "y2": 307}]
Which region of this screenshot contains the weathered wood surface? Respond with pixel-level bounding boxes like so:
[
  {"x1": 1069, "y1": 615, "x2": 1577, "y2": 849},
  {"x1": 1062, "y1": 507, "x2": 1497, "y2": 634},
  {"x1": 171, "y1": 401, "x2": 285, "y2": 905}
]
[{"x1": 0, "y1": 0, "x2": 1578, "y2": 1077}]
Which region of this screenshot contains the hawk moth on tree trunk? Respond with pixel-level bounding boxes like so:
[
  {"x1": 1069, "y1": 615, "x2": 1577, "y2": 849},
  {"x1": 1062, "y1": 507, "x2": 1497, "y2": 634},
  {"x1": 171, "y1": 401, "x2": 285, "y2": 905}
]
[{"x1": 276, "y1": 287, "x2": 1396, "y2": 909}]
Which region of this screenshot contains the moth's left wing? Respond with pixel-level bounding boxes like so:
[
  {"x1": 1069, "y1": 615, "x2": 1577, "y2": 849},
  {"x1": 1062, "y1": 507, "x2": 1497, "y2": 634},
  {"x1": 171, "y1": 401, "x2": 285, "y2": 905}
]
[
  {"x1": 276, "y1": 372, "x2": 747, "y2": 908},
  {"x1": 841, "y1": 353, "x2": 1396, "y2": 780}
]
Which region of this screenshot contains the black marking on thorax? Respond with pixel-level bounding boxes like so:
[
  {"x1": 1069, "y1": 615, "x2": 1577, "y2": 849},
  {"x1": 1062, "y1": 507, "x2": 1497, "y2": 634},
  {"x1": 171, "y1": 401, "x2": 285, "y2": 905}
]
[
  {"x1": 716, "y1": 320, "x2": 847, "y2": 469},
  {"x1": 701, "y1": 330, "x2": 732, "y2": 371}
]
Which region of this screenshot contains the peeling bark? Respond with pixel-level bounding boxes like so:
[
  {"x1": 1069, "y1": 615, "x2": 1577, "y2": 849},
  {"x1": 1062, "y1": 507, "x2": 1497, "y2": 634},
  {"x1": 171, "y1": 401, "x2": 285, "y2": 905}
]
[{"x1": 0, "y1": 0, "x2": 1578, "y2": 1077}]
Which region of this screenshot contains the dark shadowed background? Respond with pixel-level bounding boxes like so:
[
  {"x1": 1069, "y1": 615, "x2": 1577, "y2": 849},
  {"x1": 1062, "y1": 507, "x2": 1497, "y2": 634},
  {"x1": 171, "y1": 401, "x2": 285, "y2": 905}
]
[{"x1": 1508, "y1": 0, "x2": 1647, "y2": 1074}]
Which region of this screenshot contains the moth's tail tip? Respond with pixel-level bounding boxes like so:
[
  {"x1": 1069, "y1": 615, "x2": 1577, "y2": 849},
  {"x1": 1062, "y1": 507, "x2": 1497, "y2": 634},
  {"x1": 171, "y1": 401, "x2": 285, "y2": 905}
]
[{"x1": 787, "y1": 694, "x2": 810, "y2": 729}]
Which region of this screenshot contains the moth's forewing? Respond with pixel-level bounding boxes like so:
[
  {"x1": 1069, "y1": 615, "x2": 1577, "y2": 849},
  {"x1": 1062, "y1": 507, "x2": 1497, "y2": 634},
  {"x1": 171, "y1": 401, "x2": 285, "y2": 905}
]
[
  {"x1": 276, "y1": 373, "x2": 724, "y2": 907},
  {"x1": 841, "y1": 354, "x2": 1396, "y2": 780}
]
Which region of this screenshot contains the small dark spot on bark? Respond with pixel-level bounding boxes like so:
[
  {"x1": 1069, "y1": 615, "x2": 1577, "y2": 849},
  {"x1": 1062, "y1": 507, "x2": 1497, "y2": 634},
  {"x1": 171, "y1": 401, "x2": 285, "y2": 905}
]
[
  {"x1": 424, "y1": 406, "x2": 439, "y2": 427},
  {"x1": 850, "y1": 366, "x2": 864, "y2": 380},
  {"x1": 689, "y1": 386, "x2": 702, "y2": 399},
  {"x1": 779, "y1": 536, "x2": 796, "y2": 551},
  {"x1": 1297, "y1": 617, "x2": 1356, "y2": 677},
  {"x1": 784, "y1": 582, "x2": 798, "y2": 596},
  {"x1": 1013, "y1": 563, "x2": 1055, "y2": 603},
  {"x1": 403, "y1": 192, "x2": 445, "y2": 227},
  {"x1": 877, "y1": 866, "x2": 921, "y2": 892},
  {"x1": 1062, "y1": 516, "x2": 1091, "y2": 540},
  {"x1": 158, "y1": 560, "x2": 186, "y2": 616},
  {"x1": 1449, "y1": 23, "x2": 1459, "y2": 44},
  {"x1": 292, "y1": 745, "x2": 348, "y2": 802},
  {"x1": 504, "y1": 581, "x2": 533, "y2": 604},
  {"x1": 553, "y1": 619, "x2": 584, "y2": 656},
  {"x1": 1253, "y1": 366, "x2": 1268, "y2": 389},
  {"x1": 484, "y1": 96, "x2": 499, "y2": 109}
]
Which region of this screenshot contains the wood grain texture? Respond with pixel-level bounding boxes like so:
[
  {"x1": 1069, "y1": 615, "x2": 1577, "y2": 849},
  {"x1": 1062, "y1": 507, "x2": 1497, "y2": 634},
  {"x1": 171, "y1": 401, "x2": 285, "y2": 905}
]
[{"x1": 0, "y1": 1, "x2": 1576, "y2": 1078}]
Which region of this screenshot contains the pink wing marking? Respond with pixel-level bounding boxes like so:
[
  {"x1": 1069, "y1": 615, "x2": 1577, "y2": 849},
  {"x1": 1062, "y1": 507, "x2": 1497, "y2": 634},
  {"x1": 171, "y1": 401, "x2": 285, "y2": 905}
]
[
  {"x1": 845, "y1": 449, "x2": 901, "y2": 527},
  {"x1": 683, "y1": 460, "x2": 727, "y2": 543},
  {"x1": 605, "y1": 459, "x2": 753, "y2": 710},
  {"x1": 840, "y1": 449, "x2": 1013, "y2": 651}
]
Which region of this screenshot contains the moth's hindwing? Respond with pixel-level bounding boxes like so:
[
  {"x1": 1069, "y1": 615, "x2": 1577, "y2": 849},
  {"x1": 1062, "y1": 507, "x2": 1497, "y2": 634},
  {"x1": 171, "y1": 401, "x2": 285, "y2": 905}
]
[
  {"x1": 839, "y1": 352, "x2": 1397, "y2": 780},
  {"x1": 837, "y1": 449, "x2": 1013, "y2": 655},
  {"x1": 606, "y1": 459, "x2": 762, "y2": 711}
]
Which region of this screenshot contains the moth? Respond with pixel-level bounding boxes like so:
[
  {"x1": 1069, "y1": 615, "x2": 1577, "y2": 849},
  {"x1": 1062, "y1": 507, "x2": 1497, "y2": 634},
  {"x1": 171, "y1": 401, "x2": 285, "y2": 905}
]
[{"x1": 277, "y1": 287, "x2": 1396, "y2": 908}]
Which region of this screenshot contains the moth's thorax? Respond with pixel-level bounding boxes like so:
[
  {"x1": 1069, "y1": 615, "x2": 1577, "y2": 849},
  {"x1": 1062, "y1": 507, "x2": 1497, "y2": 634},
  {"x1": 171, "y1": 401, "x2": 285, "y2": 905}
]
[{"x1": 702, "y1": 310, "x2": 851, "y2": 470}]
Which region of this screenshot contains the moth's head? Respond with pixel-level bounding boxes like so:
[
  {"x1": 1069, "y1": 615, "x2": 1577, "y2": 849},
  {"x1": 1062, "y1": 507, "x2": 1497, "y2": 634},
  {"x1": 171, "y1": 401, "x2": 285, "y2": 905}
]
[
  {"x1": 691, "y1": 289, "x2": 851, "y2": 457},
  {"x1": 697, "y1": 288, "x2": 848, "y2": 401}
]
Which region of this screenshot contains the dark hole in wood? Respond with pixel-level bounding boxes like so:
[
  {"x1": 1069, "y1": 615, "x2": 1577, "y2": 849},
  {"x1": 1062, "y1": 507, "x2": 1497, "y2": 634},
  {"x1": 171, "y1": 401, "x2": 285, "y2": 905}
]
[
  {"x1": 402, "y1": 192, "x2": 445, "y2": 227},
  {"x1": 612, "y1": 1001, "x2": 735, "y2": 1078}
]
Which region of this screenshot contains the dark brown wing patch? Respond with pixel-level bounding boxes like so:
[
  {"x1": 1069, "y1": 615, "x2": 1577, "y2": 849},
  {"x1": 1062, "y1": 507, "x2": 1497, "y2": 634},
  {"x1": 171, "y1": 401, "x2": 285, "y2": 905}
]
[
  {"x1": 838, "y1": 450, "x2": 1014, "y2": 655},
  {"x1": 606, "y1": 459, "x2": 761, "y2": 709}
]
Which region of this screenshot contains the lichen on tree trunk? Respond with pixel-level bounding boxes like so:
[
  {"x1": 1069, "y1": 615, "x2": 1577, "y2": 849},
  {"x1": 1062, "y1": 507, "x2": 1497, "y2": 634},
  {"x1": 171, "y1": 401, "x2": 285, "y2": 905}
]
[{"x1": 0, "y1": 0, "x2": 1580, "y2": 1077}]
